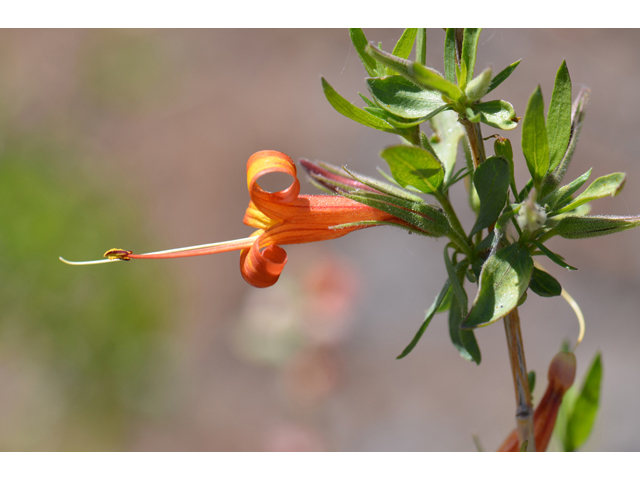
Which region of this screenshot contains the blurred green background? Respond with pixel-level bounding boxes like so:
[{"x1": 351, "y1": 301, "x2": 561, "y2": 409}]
[{"x1": 0, "y1": 30, "x2": 639, "y2": 451}]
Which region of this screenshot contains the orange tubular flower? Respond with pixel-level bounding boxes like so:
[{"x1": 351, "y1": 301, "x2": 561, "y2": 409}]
[{"x1": 60, "y1": 150, "x2": 412, "y2": 288}]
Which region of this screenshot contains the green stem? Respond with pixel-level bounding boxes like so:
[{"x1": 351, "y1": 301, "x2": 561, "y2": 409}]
[
  {"x1": 436, "y1": 191, "x2": 473, "y2": 258},
  {"x1": 535, "y1": 228, "x2": 558, "y2": 245}
]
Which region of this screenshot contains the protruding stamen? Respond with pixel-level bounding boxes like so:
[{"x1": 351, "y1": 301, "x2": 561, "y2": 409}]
[{"x1": 59, "y1": 256, "x2": 121, "y2": 265}]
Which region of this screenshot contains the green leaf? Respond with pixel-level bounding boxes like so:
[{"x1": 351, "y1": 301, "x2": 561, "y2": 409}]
[
  {"x1": 554, "y1": 215, "x2": 640, "y2": 239},
  {"x1": 531, "y1": 240, "x2": 577, "y2": 271},
  {"x1": 449, "y1": 288, "x2": 482, "y2": 364},
  {"x1": 390, "y1": 28, "x2": 418, "y2": 65},
  {"x1": 465, "y1": 107, "x2": 481, "y2": 123},
  {"x1": 349, "y1": 28, "x2": 383, "y2": 77},
  {"x1": 463, "y1": 243, "x2": 533, "y2": 328},
  {"x1": 382, "y1": 107, "x2": 450, "y2": 129},
  {"x1": 436, "y1": 285, "x2": 453, "y2": 313},
  {"x1": 541, "y1": 168, "x2": 592, "y2": 210},
  {"x1": 473, "y1": 100, "x2": 518, "y2": 130},
  {"x1": 365, "y1": 43, "x2": 416, "y2": 81},
  {"x1": 411, "y1": 63, "x2": 463, "y2": 102},
  {"x1": 465, "y1": 67, "x2": 492, "y2": 103},
  {"x1": 321, "y1": 77, "x2": 396, "y2": 133},
  {"x1": 416, "y1": 29, "x2": 426, "y2": 65},
  {"x1": 380, "y1": 145, "x2": 444, "y2": 194},
  {"x1": 444, "y1": 28, "x2": 456, "y2": 83},
  {"x1": 344, "y1": 191, "x2": 451, "y2": 237},
  {"x1": 444, "y1": 248, "x2": 467, "y2": 316},
  {"x1": 430, "y1": 109, "x2": 466, "y2": 184},
  {"x1": 493, "y1": 137, "x2": 518, "y2": 198},
  {"x1": 486, "y1": 59, "x2": 521, "y2": 95},
  {"x1": 397, "y1": 279, "x2": 451, "y2": 359},
  {"x1": 522, "y1": 86, "x2": 550, "y2": 190},
  {"x1": 366, "y1": 43, "x2": 462, "y2": 102},
  {"x1": 471, "y1": 156, "x2": 510, "y2": 235},
  {"x1": 366, "y1": 75, "x2": 448, "y2": 119},
  {"x1": 444, "y1": 252, "x2": 481, "y2": 364},
  {"x1": 358, "y1": 93, "x2": 377, "y2": 108},
  {"x1": 529, "y1": 267, "x2": 562, "y2": 297},
  {"x1": 554, "y1": 172, "x2": 626, "y2": 215},
  {"x1": 565, "y1": 353, "x2": 602, "y2": 451},
  {"x1": 341, "y1": 166, "x2": 424, "y2": 202},
  {"x1": 461, "y1": 28, "x2": 481, "y2": 85},
  {"x1": 547, "y1": 60, "x2": 572, "y2": 172},
  {"x1": 549, "y1": 87, "x2": 590, "y2": 185}
]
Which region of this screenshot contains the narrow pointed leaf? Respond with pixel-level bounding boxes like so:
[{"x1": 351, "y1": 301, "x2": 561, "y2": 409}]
[
  {"x1": 444, "y1": 248, "x2": 467, "y2": 316},
  {"x1": 444, "y1": 28, "x2": 456, "y2": 83},
  {"x1": 436, "y1": 286, "x2": 453, "y2": 313},
  {"x1": 344, "y1": 191, "x2": 451, "y2": 237},
  {"x1": 471, "y1": 156, "x2": 510, "y2": 235},
  {"x1": 391, "y1": 28, "x2": 417, "y2": 63},
  {"x1": 473, "y1": 100, "x2": 518, "y2": 130},
  {"x1": 416, "y1": 28, "x2": 426, "y2": 65},
  {"x1": 541, "y1": 168, "x2": 592, "y2": 210},
  {"x1": 554, "y1": 215, "x2": 640, "y2": 239},
  {"x1": 322, "y1": 77, "x2": 396, "y2": 133},
  {"x1": 554, "y1": 172, "x2": 626, "y2": 215},
  {"x1": 419, "y1": 132, "x2": 440, "y2": 160},
  {"x1": 382, "y1": 106, "x2": 450, "y2": 128},
  {"x1": 464, "y1": 243, "x2": 533, "y2": 328},
  {"x1": 397, "y1": 280, "x2": 451, "y2": 359},
  {"x1": 365, "y1": 43, "x2": 415, "y2": 80},
  {"x1": 522, "y1": 86, "x2": 550, "y2": 190},
  {"x1": 486, "y1": 59, "x2": 521, "y2": 94},
  {"x1": 445, "y1": 251, "x2": 481, "y2": 364},
  {"x1": 358, "y1": 93, "x2": 377, "y2": 108},
  {"x1": 368, "y1": 42, "x2": 462, "y2": 101},
  {"x1": 531, "y1": 240, "x2": 577, "y2": 270},
  {"x1": 549, "y1": 87, "x2": 590, "y2": 185},
  {"x1": 465, "y1": 67, "x2": 492, "y2": 103},
  {"x1": 349, "y1": 28, "x2": 383, "y2": 77},
  {"x1": 461, "y1": 28, "x2": 481, "y2": 85},
  {"x1": 411, "y1": 63, "x2": 463, "y2": 101},
  {"x1": 547, "y1": 60, "x2": 572, "y2": 172},
  {"x1": 342, "y1": 166, "x2": 425, "y2": 201},
  {"x1": 380, "y1": 145, "x2": 444, "y2": 194},
  {"x1": 529, "y1": 267, "x2": 562, "y2": 297},
  {"x1": 493, "y1": 137, "x2": 518, "y2": 198},
  {"x1": 366, "y1": 75, "x2": 447, "y2": 119},
  {"x1": 565, "y1": 353, "x2": 602, "y2": 451}
]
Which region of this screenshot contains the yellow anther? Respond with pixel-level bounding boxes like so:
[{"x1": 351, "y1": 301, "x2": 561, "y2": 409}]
[{"x1": 104, "y1": 248, "x2": 132, "y2": 261}]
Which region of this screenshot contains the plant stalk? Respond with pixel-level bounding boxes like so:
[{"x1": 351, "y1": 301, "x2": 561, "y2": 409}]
[
  {"x1": 453, "y1": 29, "x2": 533, "y2": 450},
  {"x1": 461, "y1": 119, "x2": 487, "y2": 168},
  {"x1": 503, "y1": 307, "x2": 536, "y2": 451},
  {"x1": 435, "y1": 192, "x2": 473, "y2": 258}
]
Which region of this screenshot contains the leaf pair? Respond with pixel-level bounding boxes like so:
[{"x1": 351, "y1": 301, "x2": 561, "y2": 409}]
[{"x1": 522, "y1": 61, "x2": 573, "y2": 193}]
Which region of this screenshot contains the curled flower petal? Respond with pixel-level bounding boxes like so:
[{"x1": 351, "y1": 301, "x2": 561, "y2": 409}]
[{"x1": 240, "y1": 242, "x2": 288, "y2": 288}]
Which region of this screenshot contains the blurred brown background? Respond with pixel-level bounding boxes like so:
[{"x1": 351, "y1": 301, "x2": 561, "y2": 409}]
[{"x1": 0, "y1": 29, "x2": 638, "y2": 451}]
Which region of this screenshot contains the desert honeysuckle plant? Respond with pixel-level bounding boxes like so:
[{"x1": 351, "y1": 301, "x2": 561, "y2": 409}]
[{"x1": 61, "y1": 29, "x2": 633, "y2": 452}]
